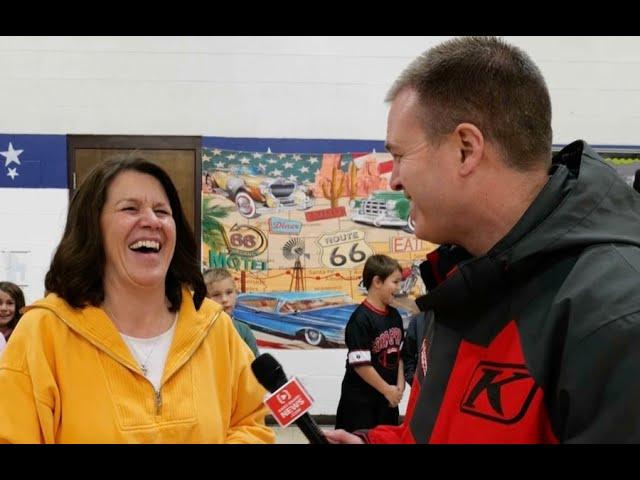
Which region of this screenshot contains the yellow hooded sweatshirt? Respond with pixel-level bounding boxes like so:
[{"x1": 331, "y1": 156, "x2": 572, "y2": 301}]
[{"x1": 0, "y1": 287, "x2": 275, "y2": 444}]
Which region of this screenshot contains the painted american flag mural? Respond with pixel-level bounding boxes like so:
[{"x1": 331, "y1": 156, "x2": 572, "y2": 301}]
[{"x1": 0, "y1": 135, "x2": 66, "y2": 189}]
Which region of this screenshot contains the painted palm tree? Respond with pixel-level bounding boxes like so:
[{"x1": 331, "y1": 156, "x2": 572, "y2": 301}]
[{"x1": 202, "y1": 196, "x2": 234, "y2": 253}]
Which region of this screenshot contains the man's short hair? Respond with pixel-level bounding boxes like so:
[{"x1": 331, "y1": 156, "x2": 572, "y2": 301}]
[{"x1": 386, "y1": 36, "x2": 552, "y2": 171}]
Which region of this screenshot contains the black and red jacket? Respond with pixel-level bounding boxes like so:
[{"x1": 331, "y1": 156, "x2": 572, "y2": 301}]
[{"x1": 358, "y1": 141, "x2": 640, "y2": 443}]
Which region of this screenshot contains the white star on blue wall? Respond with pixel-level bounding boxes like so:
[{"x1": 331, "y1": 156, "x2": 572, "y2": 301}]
[{"x1": 1, "y1": 142, "x2": 23, "y2": 167}]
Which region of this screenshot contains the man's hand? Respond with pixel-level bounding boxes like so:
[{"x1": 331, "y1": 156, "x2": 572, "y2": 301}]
[{"x1": 324, "y1": 429, "x2": 365, "y2": 444}]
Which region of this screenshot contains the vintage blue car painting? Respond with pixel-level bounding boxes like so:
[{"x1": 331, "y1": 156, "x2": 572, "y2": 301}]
[
  {"x1": 233, "y1": 291, "x2": 357, "y2": 347},
  {"x1": 233, "y1": 290, "x2": 412, "y2": 348}
]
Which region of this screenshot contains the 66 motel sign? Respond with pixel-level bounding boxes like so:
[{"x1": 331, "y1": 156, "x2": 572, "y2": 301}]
[{"x1": 316, "y1": 229, "x2": 374, "y2": 269}]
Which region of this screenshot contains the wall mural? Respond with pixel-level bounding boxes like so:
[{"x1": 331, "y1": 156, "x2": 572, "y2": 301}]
[{"x1": 201, "y1": 146, "x2": 436, "y2": 350}]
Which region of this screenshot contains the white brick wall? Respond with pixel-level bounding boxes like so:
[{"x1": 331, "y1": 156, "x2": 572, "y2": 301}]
[{"x1": 2, "y1": 36, "x2": 639, "y2": 142}]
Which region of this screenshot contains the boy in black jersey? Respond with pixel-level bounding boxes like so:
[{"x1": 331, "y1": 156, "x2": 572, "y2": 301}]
[{"x1": 335, "y1": 254, "x2": 405, "y2": 432}]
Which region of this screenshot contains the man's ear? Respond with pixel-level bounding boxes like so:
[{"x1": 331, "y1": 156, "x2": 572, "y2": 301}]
[{"x1": 454, "y1": 123, "x2": 484, "y2": 177}]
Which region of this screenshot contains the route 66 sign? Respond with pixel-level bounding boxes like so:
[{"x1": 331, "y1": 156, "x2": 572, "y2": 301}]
[{"x1": 316, "y1": 229, "x2": 374, "y2": 269}]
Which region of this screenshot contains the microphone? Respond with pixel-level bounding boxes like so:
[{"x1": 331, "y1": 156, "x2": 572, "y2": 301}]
[{"x1": 251, "y1": 353, "x2": 329, "y2": 444}]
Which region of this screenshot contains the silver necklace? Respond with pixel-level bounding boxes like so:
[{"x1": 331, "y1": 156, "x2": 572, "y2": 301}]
[
  {"x1": 124, "y1": 336, "x2": 163, "y2": 376},
  {"x1": 104, "y1": 306, "x2": 170, "y2": 376}
]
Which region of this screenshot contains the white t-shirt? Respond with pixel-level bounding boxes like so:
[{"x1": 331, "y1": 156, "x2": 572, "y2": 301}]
[
  {"x1": 121, "y1": 318, "x2": 177, "y2": 392},
  {"x1": 0, "y1": 334, "x2": 6, "y2": 357}
]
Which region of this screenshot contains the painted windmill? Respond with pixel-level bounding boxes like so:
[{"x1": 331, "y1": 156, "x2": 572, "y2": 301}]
[{"x1": 283, "y1": 237, "x2": 310, "y2": 292}]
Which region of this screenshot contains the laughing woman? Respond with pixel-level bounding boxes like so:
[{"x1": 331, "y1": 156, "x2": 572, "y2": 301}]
[{"x1": 0, "y1": 157, "x2": 274, "y2": 444}]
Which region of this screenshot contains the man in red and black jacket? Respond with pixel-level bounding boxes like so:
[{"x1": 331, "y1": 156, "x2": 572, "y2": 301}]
[{"x1": 325, "y1": 36, "x2": 640, "y2": 444}]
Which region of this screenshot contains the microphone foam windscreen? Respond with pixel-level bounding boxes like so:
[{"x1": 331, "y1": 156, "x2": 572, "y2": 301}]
[{"x1": 251, "y1": 353, "x2": 288, "y2": 393}]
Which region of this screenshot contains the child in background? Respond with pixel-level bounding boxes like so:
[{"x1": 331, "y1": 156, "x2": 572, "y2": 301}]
[
  {"x1": 335, "y1": 255, "x2": 405, "y2": 432},
  {"x1": 0, "y1": 282, "x2": 25, "y2": 342},
  {"x1": 203, "y1": 268, "x2": 259, "y2": 358}
]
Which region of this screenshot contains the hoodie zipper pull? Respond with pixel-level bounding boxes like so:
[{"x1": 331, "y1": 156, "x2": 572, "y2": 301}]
[{"x1": 155, "y1": 389, "x2": 162, "y2": 415}]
